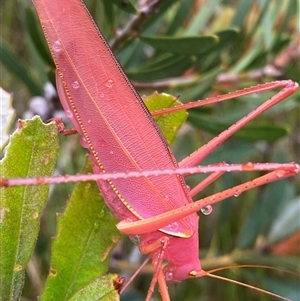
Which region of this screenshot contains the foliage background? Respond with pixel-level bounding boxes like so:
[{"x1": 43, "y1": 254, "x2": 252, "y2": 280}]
[{"x1": 1, "y1": 0, "x2": 299, "y2": 300}]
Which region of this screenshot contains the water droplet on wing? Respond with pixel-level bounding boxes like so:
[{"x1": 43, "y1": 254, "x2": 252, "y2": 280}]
[
  {"x1": 72, "y1": 81, "x2": 80, "y2": 89},
  {"x1": 164, "y1": 221, "x2": 180, "y2": 233},
  {"x1": 52, "y1": 40, "x2": 62, "y2": 53},
  {"x1": 65, "y1": 110, "x2": 73, "y2": 119},
  {"x1": 80, "y1": 137, "x2": 89, "y2": 148},
  {"x1": 106, "y1": 79, "x2": 114, "y2": 88}
]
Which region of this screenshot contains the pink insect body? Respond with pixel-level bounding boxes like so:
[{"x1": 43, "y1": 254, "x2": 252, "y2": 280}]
[
  {"x1": 33, "y1": 0, "x2": 299, "y2": 300},
  {"x1": 34, "y1": 0, "x2": 202, "y2": 290}
]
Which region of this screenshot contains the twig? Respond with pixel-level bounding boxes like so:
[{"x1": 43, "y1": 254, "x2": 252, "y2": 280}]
[
  {"x1": 131, "y1": 65, "x2": 284, "y2": 91},
  {"x1": 110, "y1": 0, "x2": 164, "y2": 51},
  {"x1": 132, "y1": 75, "x2": 199, "y2": 89}
]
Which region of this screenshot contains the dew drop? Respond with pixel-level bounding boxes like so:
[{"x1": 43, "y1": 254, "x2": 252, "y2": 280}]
[
  {"x1": 201, "y1": 205, "x2": 213, "y2": 215},
  {"x1": 98, "y1": 208, "x2": 105, "y2": 219},
  {"x1": 49, "y1": 268, "x2": 57, "y2": 276},
  {"x1": 276, "y1": 170, "x2": 286, "y2": 178},
  {"x1": 109, "y1": 151, "x2": 114, "y2": 155},
  {"x1": 233, "y1": 189, "x2": 242, "y2": 197},
  {"x1": 169, "y1": 222, "x2": 179, "y2": 231},
  {"x1": 106, "y1": 79, "x2": 114, "y2": 88},
  {"x1": 80, "y1": 137, "x2": 89, "y2": 148},
  {"x1": 165, "y1": 271, "x2": 173, "y2": 281},
  {"x1": 52, "y1": 40, "x2": 62, "y2": 53},
  {"x1": 72, "y1": 81, "x2": 80, "y2": 89},
  {"x1": 87, "y1": 119, "x2": 91, "y2": 124},
  {"x1": 65, "y1": 110, "x2": 73, "y2": 119},
  {"x1": 14, "y1": 265, "x2": 23, "y2": 272},
  {"x1": 131, "y1": 235, "x2": 141, "y2": 246},
  {"x1": 32, "y1": 212, "x2": 39, "y2": 219},
  {"x1": 242, "y1": 162, "x2": 254, "y2": 171},
  {"x1": 100, "y1": 93, "x2": 105, "y2": 98},
  {"x1": 0, "y1": 208, "x2": 6, "y2": 224}
]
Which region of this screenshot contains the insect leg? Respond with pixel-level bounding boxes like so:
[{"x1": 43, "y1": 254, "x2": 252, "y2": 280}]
[
  {"x1": 179, "y1": 80, "x2": 298, "y2": 167},
  {"x1": 143, "y1": 237, "x2": 170, "y2": 301},
  {"x1": 189, "y1": 162, "x2": 226, "y2": 197},
  {"x1": 117, "y1": 165, "x2": 298, "y2": 235}
]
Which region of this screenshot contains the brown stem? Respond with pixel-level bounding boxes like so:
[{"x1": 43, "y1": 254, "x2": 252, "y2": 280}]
[{"x1": 110, "y1": 0, "x2": 164, "y2": 51}]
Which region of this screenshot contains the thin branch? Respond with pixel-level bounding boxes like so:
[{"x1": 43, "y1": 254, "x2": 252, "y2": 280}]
[
  {"x1": 110, "y1": 0, "x2": 164, "y2": 51},
  {"x1": 132, "y1": 75, "x2": 199, "y2": 89},
  {"x1": 131, "y1": 65, "x2": 284, "y2": 91}
]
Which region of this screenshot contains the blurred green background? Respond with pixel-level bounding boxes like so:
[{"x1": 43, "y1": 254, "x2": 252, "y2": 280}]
[{"x1": 1, "y1": 0, "x2": 299, "y2": 300}]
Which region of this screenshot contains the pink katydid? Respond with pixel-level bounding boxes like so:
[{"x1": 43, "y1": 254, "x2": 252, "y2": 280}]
[{"x1": 3, "y1": 0, "x2": 299, "y2": 300}]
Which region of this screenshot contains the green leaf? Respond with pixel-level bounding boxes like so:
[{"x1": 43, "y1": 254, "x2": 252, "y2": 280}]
[
  {"x1": 140, "y1": 0, "x2": 181, "y2": 32},
  {"x1": 179, "y1": 67, "x2": 221, "y2": 100},
  {"x1": 267, "y1": 197, "x2": 300, "y2": 244},
  {"x1": 188, "y1": 113, "x2": 290, "y2": 142},
  {"x1": 242, "y1": 270, "x2": 300, "y2": 301},
  {"x1": 184, "y1": 0, "x2": 220, "y2": 35},
  {"x1": 25, "y1": 7, "x2": 55, "y2": 68},
  {"x1": 127, "y1": 54, "x2": 193, "y2": 80},
  {"x1": 69, "y1": 274, "x2": 121, "y2": 301},
  {"x1": 215, "y1": 28, "x2": 240, "y2": 49},
  {"x1": 40, "y1": 158, "x2": 123, "y2": 301},
  {"x1": 0, "y1": 117, "x2": 59, "y2": 301},
  {"x1": 139, "y1": 35, "x2": 219, "y2": 55},
  {"x1": 143, "y1": 92, "x2": 188, "y2": 145},
  {"x1": 165, "y1": 0, "x2": 195, "y2": 35},
  {"x1": 238, "y1": 178, "x2": 295, "y2": 249},
  {"x1": 109, "y1": 0, "x2": 136, "y2": 14},
  {"x1": 0, "y1": 40, "x2": 43, "y2": 96},
  {"x1": 231, "y1": 0, "x2": 255, "y2": 27}
]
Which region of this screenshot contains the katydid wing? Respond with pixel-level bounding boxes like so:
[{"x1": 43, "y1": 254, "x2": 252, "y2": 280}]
[
  {"x1": 33, "y1": 0, "x2": 299, "y2": 300},
  {"x1": 33, "y1": 0, "x2": 202, "y2": 294}
]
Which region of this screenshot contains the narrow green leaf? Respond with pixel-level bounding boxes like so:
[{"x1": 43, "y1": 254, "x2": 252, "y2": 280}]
[
  {"x1": 139, "y1": 35, "x2": 218, "y2": 55},
  {"x1": 0, "y1": 40, "x2": 43, "y2": 96},
  {"x1": 40, "y1": 159, "x2": 123, "y2": 301},
  {"x1": 0, "y1": 117, "x2": 59, "y2": 301},
  {"x1": 69, "y1": 274, "x2": 121, "y2": 301},
  {"x1": 231, "y1": 0, "x2": 255, "y2": 27},
  {"x1": 215, "y1": 28, "x2": 240, "y2": 49},
  {"x1": 267, "y1": 197, "x2": 300, "y2": 244},
  {"x1": 189, "y1": 113, "x2": 290, "y2": 142},
  {"x1": 109, "y1": 0, "x2": 136, "y2": 14},
  {"x1": 141, "y1": 0, "x2": 180, "y2": 31},
  {"x1": 127, "y1": 54, "x2": 193, "y2": 81},
  {"x1": 230, "y1": 42, "x2": 263, "y2": 74},
  {"x1": 258, "y1": 0, "x2": 273, "y2": 50},
  {"x1": 180, "y1": 67, "x2": 221, "y2": 101},
  {"x1": 238, "y1": 177, "x2": 295, "y2": 249},
  {"x1": 165, "y1": 0, "x2": 195, "y2": 35},
  {"x1": 100, "y1": 0, "x2": 115, "y2": 31},
  {"x1": 242, "y1": 270, "x2": 300, "y2": 301},
  {"x1": 25, "y1": 7, "x2": 55, "y2": 67},
  {"x1": 184, "y1": 0, "x2": 220, "y2": 35}
]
